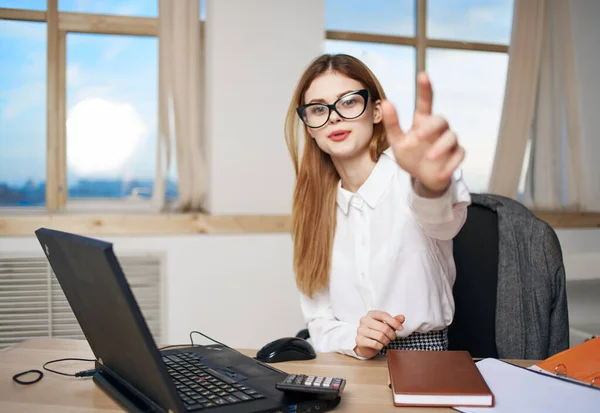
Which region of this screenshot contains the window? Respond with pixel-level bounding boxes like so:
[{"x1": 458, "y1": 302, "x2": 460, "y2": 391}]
[
  {"x1": 0, "y1": 20, "x2": 47, "y2": 207},
  {"x1": 66, "y1": 33, "x2": 159, "y2": 201},
  {"x1": 0, "y1": 1, "x2": 182, "y2": 210},
  {"x1": 325, "y1": 0, "x2": 514, "y2": 193}
]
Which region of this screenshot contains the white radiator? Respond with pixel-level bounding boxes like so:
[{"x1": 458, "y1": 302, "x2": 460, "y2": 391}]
[{"x1": 0, "y1": 254, "x2": 163, "y2": 349}]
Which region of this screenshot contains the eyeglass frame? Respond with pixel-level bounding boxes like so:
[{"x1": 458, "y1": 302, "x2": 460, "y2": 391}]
[{"x1": 296, "y1": 89, "x2": 370, "y2": 129}]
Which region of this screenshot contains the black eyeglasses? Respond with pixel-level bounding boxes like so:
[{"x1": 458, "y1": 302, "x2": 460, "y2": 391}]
[{"x1": 296, "y1": 89, "x2": 369, "y2": 128}]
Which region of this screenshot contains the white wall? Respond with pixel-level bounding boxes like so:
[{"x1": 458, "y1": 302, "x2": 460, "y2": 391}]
[
  {"x1": 564, "y1": 0, "x2": 600, "y2": 345},
  {"x1": 570, "y1": 0, "x2": 600, "y2": 211},
  {"x1": 204, "y1": 0, "x2": 324, "y2": 215}
]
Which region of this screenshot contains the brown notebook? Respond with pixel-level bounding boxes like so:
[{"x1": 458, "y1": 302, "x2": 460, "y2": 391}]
[{"x1": 387, "y1": 350, "x2": 494, "y2": 407}]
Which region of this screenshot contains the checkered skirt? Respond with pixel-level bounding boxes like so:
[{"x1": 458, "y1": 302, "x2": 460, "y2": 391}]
[{"x1": 378, "y1": 328, "x2": 449, "y2": 355}]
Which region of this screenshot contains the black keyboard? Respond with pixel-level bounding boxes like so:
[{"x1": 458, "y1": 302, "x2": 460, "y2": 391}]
[{"x1": 162, "y1": 352, "x2": 265, "y2": 410}]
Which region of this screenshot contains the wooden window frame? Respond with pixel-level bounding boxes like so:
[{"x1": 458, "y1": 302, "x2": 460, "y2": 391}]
[{"x1": 0, "y1": 1, "x2": 597, "y2": 235}]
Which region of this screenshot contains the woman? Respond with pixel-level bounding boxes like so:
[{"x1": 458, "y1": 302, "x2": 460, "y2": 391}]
[{"x1": 284, "y1": 53, "x2": 471, "y2": 359}]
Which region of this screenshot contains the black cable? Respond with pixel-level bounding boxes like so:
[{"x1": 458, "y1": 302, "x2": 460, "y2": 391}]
[
  {"x1": 42, "y1": 357, "x2": 97, "y2": 377},
  {"x1": 12, "y1": 370, "x2": 43, "y2": 385},
  {"x1": 158, "y1": 330, "x2": 229, "y2": 351},
  {"x1": 158, "y1": 344, "x2": 196, "y2": 351},
  {"x1": 190, "y1": 330, "x2": 260, "y2": 360},
  {"x1": 14, "y1": 330, "x2": 262, "y2": 386},
  {"x1": 12, "y1": 357, "x2": 96, "y2": 385},
  {"x1": 190, "y1": 330, "x2": 230, "y2": 348}
]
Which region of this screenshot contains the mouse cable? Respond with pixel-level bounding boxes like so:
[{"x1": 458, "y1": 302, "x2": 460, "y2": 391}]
[{"x1": 12, "y1": 357, "x2": 97, "y2": 385}]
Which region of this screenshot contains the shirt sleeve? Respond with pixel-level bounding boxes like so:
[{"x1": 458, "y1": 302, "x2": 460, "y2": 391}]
[
  {"x1": 408, "y1": 168, "x2": 471, "y2": 240},
  {"x1": 299, "y1": 289, "x2": 367, "y2": 360}
]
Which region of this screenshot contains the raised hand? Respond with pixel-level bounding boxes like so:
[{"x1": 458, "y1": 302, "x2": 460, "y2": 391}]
[
  {"x1": 381, "y1": 72, "x2": 465, "y2": 195},
  {"x1": 354, "y1": 311, "x2": 405, "y2": 359}
]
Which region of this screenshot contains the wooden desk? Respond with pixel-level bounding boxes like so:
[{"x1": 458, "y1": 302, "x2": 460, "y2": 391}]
[{"x1": 0, "y1": 338, "x2": 535, "y2": 412}]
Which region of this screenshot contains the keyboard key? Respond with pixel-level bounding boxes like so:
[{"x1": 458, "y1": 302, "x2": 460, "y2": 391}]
[
  {"x1": 233, "y1": 391, "x2": 252, "y2": 401},
  {"x1": 224, "y1": 395, "x2": 240, "y2": 403}
]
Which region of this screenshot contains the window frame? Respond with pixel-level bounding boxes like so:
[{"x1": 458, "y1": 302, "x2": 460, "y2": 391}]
[
  {"x1": 0, "y1": 0, "x2": 597, "y2": 233},
  {"x1": 1, "y1": 2, "x2": 161, "y2": 212}
]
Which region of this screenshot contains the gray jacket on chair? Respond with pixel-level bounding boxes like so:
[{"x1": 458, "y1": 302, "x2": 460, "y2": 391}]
[{"x1": 472, "y1": 194, "x2": 570, "y2": 359}]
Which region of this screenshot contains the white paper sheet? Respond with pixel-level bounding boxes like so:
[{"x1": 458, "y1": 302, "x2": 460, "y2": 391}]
[{"x1": 453, "y1": 358, "x2": 600, "y2": 413}]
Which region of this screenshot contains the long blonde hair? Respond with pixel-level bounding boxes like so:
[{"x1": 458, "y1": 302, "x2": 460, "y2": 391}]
[{"x1": 285, "y1": 53, "x2": 389, "y2": 298}]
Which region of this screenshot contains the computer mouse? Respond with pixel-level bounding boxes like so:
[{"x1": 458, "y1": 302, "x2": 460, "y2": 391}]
[{"x1": 256, "y1": 337, "x2": 317, "y2": 363}]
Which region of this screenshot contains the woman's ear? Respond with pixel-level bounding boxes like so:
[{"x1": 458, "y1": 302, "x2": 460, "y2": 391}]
[{"x1": 373, "y1": 99, "x2": 383, "y2": 124}]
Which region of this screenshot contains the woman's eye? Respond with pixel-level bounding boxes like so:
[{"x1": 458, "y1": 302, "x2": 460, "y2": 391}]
[
  {"x1": 341, "y1": 97, "x2": 357, "y2": 107},
  {"x1": 310, "y1": 106, "x2": 326, "y2": 115}
]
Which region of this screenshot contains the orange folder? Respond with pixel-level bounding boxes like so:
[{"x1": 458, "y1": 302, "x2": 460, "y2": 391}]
[{"x1": 534, "y1": 336, "x2": 600, "y2": 386}]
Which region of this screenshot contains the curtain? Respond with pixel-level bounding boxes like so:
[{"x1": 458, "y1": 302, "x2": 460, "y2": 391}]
[
  {"x1": 154, "y1": 0, "x2": 207, "y2": 212},
  {"x1": 522, "y1": 0, "x2": 583, "y2": 210},
  {"x1": 488, "y1": 0, "x2": 547, "y2": 199},
  {"x1": 489, "y1": 0, "x2": 585, "y2": 210}
]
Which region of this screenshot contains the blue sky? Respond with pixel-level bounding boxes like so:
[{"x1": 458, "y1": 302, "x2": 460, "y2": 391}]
[{"x1": 0, "y1": 0, "x2": 513, "y2": 193}]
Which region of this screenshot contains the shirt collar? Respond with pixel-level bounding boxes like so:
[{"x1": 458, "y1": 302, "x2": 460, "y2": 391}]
[{"x1": 336, "y1": 148, "x2": 397, "y2": 214}]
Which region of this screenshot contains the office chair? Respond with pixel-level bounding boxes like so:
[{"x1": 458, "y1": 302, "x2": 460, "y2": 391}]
[
  {"x1": 294, "y1": 193, "x2": 569, "y2": 360},
  {"x1": 450, "y1": 193, "x2": 569, "y2": 360},
  {"x1": 448, "y1": 200, "x2": 499, "y2": 358}
]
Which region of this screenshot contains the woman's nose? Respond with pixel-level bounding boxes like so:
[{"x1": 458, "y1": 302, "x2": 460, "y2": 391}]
[{"x1": 328, "y1": 109, "x2": 342, "y2": 124}]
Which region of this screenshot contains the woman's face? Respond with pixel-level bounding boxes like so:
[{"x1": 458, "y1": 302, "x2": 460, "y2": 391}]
[{"x1": 302, "y1": 71, "x2": 382, "y2": 161}]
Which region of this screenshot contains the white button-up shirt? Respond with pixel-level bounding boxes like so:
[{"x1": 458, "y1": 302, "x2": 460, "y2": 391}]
[{"x1": 299, "y1": 148, "x2": 471, "y2": 358}]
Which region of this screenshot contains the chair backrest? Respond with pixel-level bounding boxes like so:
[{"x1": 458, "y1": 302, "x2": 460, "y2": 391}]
[{"x1": 448, "y1": 202, "x2": 500, "y2": 358}]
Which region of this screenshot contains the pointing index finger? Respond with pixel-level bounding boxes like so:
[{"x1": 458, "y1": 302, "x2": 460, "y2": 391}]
[{"x1": 414, "y1": 72, "x2": 433, "y2": 122}]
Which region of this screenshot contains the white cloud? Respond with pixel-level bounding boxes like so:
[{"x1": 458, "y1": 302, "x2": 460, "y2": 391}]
[{"x1": 66, "y1": 97, "x2": 148, "y2": 177}]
